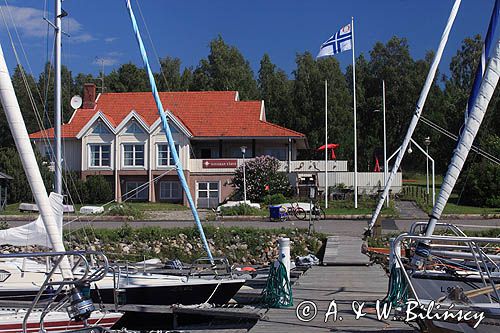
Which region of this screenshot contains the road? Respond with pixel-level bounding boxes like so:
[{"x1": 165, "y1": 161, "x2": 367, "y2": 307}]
[{"x1": 21, "y1": 217, "x2": 496, "y2": 237}]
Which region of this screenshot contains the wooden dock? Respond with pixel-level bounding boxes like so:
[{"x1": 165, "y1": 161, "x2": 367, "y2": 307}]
[{"x1": 249, "y1": 236, "x2": 416, "y2": 332}]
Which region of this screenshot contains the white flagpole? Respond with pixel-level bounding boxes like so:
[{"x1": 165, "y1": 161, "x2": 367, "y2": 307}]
[
  {"x1": 351, "y1": 16, "x2": 358, "y2": 208},
  {"x1": 325, "y1": 80, "x2": 328, "y2": 209}
]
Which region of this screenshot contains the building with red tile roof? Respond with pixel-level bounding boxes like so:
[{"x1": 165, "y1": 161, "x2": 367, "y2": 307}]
[{"x1": 30, "y1": 84, "x2": 308, "y2": 206}]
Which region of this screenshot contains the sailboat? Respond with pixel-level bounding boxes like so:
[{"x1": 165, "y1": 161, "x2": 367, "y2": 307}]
[
  {"x1": 0, "y1": 0, "x2": 244, "y2": 310},
  {"x1": 368, "y1": 1, "x2": 500, "y2": 332},
  {"x1": 0, "y1": 8, "x2": 123, "y2": 332}
]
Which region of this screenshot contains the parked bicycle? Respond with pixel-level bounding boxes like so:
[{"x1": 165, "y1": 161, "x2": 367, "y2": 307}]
[
  {"x1": 310, "y1": 201, "x2": 326, "y2": 221},
  {"x1": 287, "y1": 202, "x2": 307, "y2": 220}
]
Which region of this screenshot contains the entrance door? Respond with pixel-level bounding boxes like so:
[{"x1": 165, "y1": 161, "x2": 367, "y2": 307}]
[{"x1": 197, "y1": 181, "x2": 219, "y2": 208}]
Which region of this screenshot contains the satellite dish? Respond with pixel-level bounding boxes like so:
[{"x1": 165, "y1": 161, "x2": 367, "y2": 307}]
[{"x1": 70, "y1": 95, "x2": 83, "y2": 110}]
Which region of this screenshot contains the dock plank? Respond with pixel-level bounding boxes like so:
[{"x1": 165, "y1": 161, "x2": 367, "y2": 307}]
[
  {"x1": 323, "y1": 236, "x2": 370, "y2": 266},
  {"x1": 249, "y1": 237, "x2": 415, "y2": 332}
]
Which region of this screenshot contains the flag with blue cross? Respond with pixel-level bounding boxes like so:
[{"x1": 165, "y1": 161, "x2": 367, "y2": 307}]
[{"x1": 317, "y1": 24, "x2": 352, "y2": 58}]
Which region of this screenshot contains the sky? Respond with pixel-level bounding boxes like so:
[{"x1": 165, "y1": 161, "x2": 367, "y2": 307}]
[{"x1": 0, "y1": 0, "x2": 496, "y2": 81}]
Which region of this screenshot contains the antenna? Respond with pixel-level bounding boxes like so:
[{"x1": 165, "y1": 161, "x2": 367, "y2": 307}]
[
  {"x1": 70, "y1": 95, "x2": 83, "y2": 110},
  {"x1": 95, "y1": 57, "x2": 106, "y2": 93}
]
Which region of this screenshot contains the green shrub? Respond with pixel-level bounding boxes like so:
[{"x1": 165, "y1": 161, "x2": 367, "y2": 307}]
[
  {"x1": 262, "y1": 193, "x2": 288, "y2": 205},
  {"x1": 107, "y1": 204, "x2": 144, "y2": 219},
  {"x1": 85, "y1": 176, "x2": 113, "y2": 204},
  {"x1": 220, "y1": 203, "x2": 264, "y2": 216}
]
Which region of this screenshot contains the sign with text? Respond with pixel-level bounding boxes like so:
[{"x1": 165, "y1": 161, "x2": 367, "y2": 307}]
[{"x1": 202, "y1": 159, "x2": 238, "y2": 169}]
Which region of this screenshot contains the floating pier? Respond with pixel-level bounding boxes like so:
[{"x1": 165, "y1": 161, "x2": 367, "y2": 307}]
[{"x1": 249, "y1": 236, "x2": 416, "y2": 332}]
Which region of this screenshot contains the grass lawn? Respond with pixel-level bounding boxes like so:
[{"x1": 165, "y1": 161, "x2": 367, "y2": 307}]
[
  {"x1": 323, "y1": 199, "x2": 398, "y2": 216},
  {"x1": 1, "y1": 201, "x2": 188, "y2": 216},
  {"x1": 418, "y1": 200, "x2": 500, "y2": 215},
  {"x1": 403, "y1": 172, "x2": 443, "y2": 188},
  {"x1": 121, "y1": 202, "x2": 188, "y2": 212}
]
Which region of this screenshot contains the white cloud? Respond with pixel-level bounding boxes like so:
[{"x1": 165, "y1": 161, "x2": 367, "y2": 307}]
[
  {"x1": 93, "y1": 56, "x2": 119, "y2": 67},
  {"x1": 104, "y1": 37, "x2": 118, "y2": 43},
  {"x1": 69, "y1": 33, "x2": 96, "y2": 43},
  {"x1": 0, "y1": 5, "x2": 94, "y2": 42}
]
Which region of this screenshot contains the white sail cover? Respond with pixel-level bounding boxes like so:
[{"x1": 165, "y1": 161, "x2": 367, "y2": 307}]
[{"x1": 0, "y1": 192, "x2": 63, "y2": 248}]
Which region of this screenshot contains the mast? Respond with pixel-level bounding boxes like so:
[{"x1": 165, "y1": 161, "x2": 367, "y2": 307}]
[
  {"x1": 54, "y1": 0, "x2": 62, "y2": 194},
  {"x1": 124, "y1": 0, "x2": 214, "y2": 262},
  {"x1": 425, "y1": 38, "x2": 500, "y2": 236},
  {"x1": 0, "y1": 43, "x2": 71, "y2": 278},
  {"x1": 367, "y1": 0, "x2": 461, "y2": 233}
]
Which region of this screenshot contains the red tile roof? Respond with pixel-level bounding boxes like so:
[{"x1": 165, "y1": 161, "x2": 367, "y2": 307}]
[{"x1": 29, "y1": 91, "x2": 304, "y2": 139}]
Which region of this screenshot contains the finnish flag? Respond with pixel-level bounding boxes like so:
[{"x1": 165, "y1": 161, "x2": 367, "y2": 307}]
[{"x1": 317, "y1": 24, "x2": 352, "y2": 58}]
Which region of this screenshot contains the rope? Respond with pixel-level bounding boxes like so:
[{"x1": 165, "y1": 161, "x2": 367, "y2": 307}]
[
  {"x1": 261, "y1": 261, "x2": 293, "y2": 308},
  {"x1": 383, "y1": 263, "x2": 409, "y2": 307}
]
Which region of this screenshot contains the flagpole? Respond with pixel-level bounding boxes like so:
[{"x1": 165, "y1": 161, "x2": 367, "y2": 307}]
[
  {"x1": 325, "y1": 80, "x2": 328, "y2": 209},
  {"x1": 351, "y1": 16, "x2": 358, "y2": 209},
  {"x1": 383, "y1": 80, "x2": 388, "y2": 207}
]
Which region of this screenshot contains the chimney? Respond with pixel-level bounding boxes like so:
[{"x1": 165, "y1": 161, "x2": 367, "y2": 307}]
[{"x1": 82, "y1": 83, "x2": 96, "y2": 109}]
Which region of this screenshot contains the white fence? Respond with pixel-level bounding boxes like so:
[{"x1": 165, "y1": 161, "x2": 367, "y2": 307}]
[
  {"x1": 189, "y1": 159, "x2": 348, "y2": 173},
  {"x1": 317, "y1": 172, "x2": 402, "y2": 194}
]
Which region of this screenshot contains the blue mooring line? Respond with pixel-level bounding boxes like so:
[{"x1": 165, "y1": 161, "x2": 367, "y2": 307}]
[{"x1": 125, "y1": 0, "x2": 214, "y2": 262}]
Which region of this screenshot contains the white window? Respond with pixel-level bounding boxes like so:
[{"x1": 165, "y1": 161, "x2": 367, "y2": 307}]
[
  {"x1": 157, "y1": 144, "x2": 180, "y2": 166},
  {"x1": 123, "y1": 144, "x2": 144, "y2": 167},
  {"x1": 197, "y1": 181, "x2": 219, "y2": 208},
  {"x1": 89, "y1": 144, "x2": 111, "y2": 167},
  {"x1": 125, "y1": 122, "x2": 144, "y2": 134},
  {"x1": 159, "y1": 181, "x2": 182, "y2": 200},
  {"x1": 125, "y1": 181, "x2": 148, "y2": 200},
  {"x1": 92, "y1": 121, "x2": 110, "y2": 134},
  {"x1": 160, "y1": 126, "x2": 178, "y2": 134}
]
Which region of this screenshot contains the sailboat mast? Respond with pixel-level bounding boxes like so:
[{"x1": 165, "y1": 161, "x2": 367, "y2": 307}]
[
  {"x1": 54, "y1": 0, "x2": 62, "y2": 195},
  {"x1": 0, "y1": 43, "x2": 71, "y2": 278},
  {"x1": 425, "y1": 39, "x2": 500, "y2": 236}
]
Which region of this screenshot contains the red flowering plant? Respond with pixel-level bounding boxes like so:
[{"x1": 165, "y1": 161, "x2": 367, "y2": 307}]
[{"x1": 232, "y1": 155, "x2": 292, "y2": 202}]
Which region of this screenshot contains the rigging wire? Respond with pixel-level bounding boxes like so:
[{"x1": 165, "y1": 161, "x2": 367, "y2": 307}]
[{"x1": 135, "y1": 0, "x2": 171, "y2": 91}]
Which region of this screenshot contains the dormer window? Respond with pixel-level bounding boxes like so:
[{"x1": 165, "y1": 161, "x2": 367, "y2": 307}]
[
  {"x1": 92, "y1": 121, "x2": 110, "y2": 134},
  {"x1": 125, "y1": 122, "x2": 145, "y2": 134}
]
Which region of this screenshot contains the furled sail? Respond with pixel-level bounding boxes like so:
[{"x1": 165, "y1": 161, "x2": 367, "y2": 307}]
[{"x1": 0, "y1": 192, "x2": 63, "y2": 248}]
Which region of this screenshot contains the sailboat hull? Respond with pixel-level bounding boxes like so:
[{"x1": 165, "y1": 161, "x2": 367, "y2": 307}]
[
  {"x1": 92, "y1": 279, "x2": 245, "y2": 305},
  {"x1": 0, "y1": 311, "x2": 122, "y2": 333}
]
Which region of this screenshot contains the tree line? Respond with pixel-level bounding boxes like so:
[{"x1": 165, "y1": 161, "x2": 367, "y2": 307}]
[{"x1": 1, "y1": 34, "x2": 499, "y2": 206}]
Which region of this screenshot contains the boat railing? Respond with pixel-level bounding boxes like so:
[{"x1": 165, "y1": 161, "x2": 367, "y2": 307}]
[
  {"x1": 188, "y1": 257, "x2": 233, "y2": 281},
  {"x1": 392, "y1": 233, "x2": 500, "y2": 306},
  {"x1": 0, "y1": 250, "x2": 109, "y2": 333},
  {"x1": 408, "y1": 221, "x2": 500, "y2": 272}
]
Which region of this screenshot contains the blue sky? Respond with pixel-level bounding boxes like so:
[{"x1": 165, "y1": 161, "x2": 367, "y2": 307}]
[{"x1": 0, "y1": 1, "x2": 495, "y2": 80}]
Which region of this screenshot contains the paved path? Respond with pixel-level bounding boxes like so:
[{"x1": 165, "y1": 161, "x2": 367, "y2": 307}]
[
  {"x1": 394, "y1": 201, "x2": 428, "y2": 219},
  {"x1": 7, "y1": 216, "x2": 500, "y2": 237}
]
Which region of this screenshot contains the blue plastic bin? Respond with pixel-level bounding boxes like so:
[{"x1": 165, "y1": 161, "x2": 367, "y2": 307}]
[{"x1": 269, "y1": 205, "x2": 287, "y2": 221}]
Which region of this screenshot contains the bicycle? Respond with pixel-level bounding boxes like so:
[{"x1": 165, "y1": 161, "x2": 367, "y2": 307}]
[
  {"x1": 287, "y1": 202, "x2": 307, "y2": 220},
  {"x1": 310, "y1": 202, "x2": 326, "y2": 221}
]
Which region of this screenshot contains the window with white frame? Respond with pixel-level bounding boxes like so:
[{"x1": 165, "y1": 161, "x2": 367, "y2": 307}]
[
  {"x1": 125, "y1": 122, "x2": 144, "y2": 134},
  {"x1": 89, "y1": 144, "x2": 111, "y2": 167},
  {"x1": 123, "y1": 144, "x2": 144, "y2": 166},
  {"x1": 157, "y1": 144, "x2": 180, "y2": 166},
  {"x1": 125, "y1": 181, "x2": 148, "y2": 200},
  {"x1": 159, "y1": 181, "x2": 181, "y2": 200},
  {"x1": 92, "y1": 121, "x2": 110, "y2": 135}
]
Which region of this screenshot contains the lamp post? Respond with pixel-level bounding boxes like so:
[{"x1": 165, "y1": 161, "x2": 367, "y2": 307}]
[
  {"x1": 240, "y1": 146, "x2": 247, "y2": 203},
  {"x1": 424, "y1": 137, "x2": 431, "y2": 197}
]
